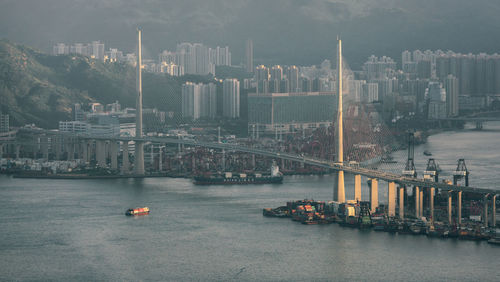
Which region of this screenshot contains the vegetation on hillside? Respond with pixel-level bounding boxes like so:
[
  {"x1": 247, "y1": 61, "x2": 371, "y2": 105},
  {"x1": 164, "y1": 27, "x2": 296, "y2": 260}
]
[{"x1": 0, "y1": 39, "x2": 214, "y2": 128}]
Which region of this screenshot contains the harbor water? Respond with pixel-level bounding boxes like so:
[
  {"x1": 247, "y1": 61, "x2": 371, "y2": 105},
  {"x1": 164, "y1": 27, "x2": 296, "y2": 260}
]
[{"x1": 1, "y1": 123, "x2": 500, "y2": 281}]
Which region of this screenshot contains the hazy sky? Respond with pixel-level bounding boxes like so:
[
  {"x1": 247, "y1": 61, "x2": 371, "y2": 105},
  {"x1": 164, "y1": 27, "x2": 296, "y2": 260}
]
[{"x1": 2, "y1": 0, "x2": 500, "y2": 67}]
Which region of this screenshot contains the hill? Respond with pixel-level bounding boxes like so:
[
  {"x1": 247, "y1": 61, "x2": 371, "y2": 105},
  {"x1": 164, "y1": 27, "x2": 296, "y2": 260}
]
[{"x1": 0, "y1": 39, "x2": 213, "y2": 128}]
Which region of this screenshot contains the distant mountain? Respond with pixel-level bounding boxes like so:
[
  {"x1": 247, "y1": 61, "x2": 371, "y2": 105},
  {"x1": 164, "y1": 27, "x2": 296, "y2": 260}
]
[
  {"x1": 0, "y1": 39, "x2": 214, "y2": 128},
  {"x1": 1, "y1": 0, "x2": 500, "y2": 67}
]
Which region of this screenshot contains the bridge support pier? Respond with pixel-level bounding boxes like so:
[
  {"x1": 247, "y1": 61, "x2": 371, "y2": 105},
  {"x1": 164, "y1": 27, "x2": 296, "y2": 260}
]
[
  {"x1": 0, "y1": 143, "x2": 3, "y2": 158},
  {"x1": 121, "y1": 141, "x2": 129, "y2": 174},
  {"x1": 96, "y1": 140, "x2": 106, "y2": 168},
  {"x1": 54, "y1": 137, "x2": 61, "y2": 160},
  {"x1": 82, "y1": 141, "x2": 89, "y2": 163},
  {"x1": 158, "y1": 146, "x2": 163, "y2": 172},
  {"x1": 369, "y1": 178, "x2": 378, "y2": 214},
  {"x1": 448, "y1": 192, "x2": 453, "y2": 225},
  {"x1": 399, "y1": 186, "x2": 405, "y2": 219},
  {"x1": 110, "y1": 141, "x2": 118, "y2": 170},
  {"x1": 354, "y1": 174, "x2": 361, "y2": 202},
  {"x1": 457, "y1": 191, "x2": 462, "y2": 225},
  {"x1": 42, "y1": 137, "x2": 49, "y2": 161},
  {"x1": 492, "y1": 195, "x2": 497, "y2": 228},
  {"x1": 252, "y1": 154, "x2": 256, "y2": 170},
  {"x1": 388, "y1": 182, "x2": 396, "y2": 217},
  {"x1": 68, "y1": 139, "x2": 75, "y2": 161},
  {"x1": 484, "y1": 194, "x2": 489, "y2": 227},
  {"x1": 15, "y1": 144, "x2": 20, "y2": 159},
  {"x1": 430, "y1": 187, "x2": 435, "y2": 224},
  {"x1": 334, "y1": 170, "x2": 345, "y2": 203},
  {"x1": 475, "y1": 121, "x2": 483, "y2": 130},
  {"x1": 415, "y1": 186, "x2": 420, "y2": 218},
  {"x1": 419, "y1": 190, "x2": 424, "y2": 218}
]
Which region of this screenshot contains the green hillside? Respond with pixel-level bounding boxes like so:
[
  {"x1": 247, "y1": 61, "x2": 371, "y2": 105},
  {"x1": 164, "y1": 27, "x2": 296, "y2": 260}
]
[{"x1": 0, "y1": 39, "x2": 215, "y2": 128}]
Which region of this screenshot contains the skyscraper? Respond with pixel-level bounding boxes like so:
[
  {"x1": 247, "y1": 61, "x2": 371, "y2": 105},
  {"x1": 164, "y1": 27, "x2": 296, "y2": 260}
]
[
  {"x1": 246, "y1": 39, "x2": 253, "y2": 73},
  {"x1": 223, "y1": 79, "x2": 240, "y2": 118},
  {"x1": 445, "y1": 75, "x2": 459, "y2": 117},
  {"x1": 181, "y1": 82, "x2": 217, "y2": 120}
]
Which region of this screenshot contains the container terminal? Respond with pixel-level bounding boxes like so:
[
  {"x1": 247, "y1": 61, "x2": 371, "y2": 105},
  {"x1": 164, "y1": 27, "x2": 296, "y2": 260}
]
[{"x1": 264, "y1": 198, "x2": 500, "y2": 243}]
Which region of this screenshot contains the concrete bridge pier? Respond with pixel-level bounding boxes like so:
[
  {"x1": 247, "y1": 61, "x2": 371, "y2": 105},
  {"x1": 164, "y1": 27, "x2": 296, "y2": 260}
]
[
  {"x1": 492, "y1": 195, "x2": 497, "y2": 228},
  {"x1": 252, "y1": 154, "x2": 256, "y2": 170},
  {"x1": 484, "y1": 194, "x2": 490, "y2": 227},
  {"x1": 68, "y1": 139, "x2": 75, "y2": 161},
  {"x1": 121, "y1": 141, "x2": 130, "y2": 174},
  {"x1": 415, "y1": 186, "x2": 420, "y2": 218},
  {"x1": 53, "y1": 137, "x2": 61, "y2": 160},
  {"x1": 475, "y1": 121, "x2": 483, "y2": 130},
  {"x1": 32, "y1": 141, "x2": 37, "y2": 159},
  {"x1": 110, "y1": 141, "x2": 118, "y2": 170},
  {"x1": 399, "y1": 186, "x2": 405, "y2": 219},
  {"x1": 96, "y1": 140, "x2": 106, "y2": 168},
  {"x1": 419, "y1": 190, "x2": 424, "y2": 218},
  {"x1": 0, "y1": 143, "x2": 3, "y2": 158},
  {"x1": 430, "y1": 187, "x2": 435, "y2": 223},
  {"x1": 41, "y1": 137, "x2": 49, "y2": 161},
  {"x1": 387, "y1": 182, "x2": 396, "y2": 217},
  {"x1": 354, "y1": 174, "x2": 361, "y2": 202},
  {"x1": 457, "y1": 191, "x2": 462, "y2": 225},
  {"x1": 15, "y1": 144, "x2": 20, "y2": 159},
  {"x1": 369, "y1": 178, "x2": 378, "y2": 214},
  {"x1": 82, "y1": 141, "x2": 89, "y2": 163},
  {"x1": 447, "y1": 192, "x2": 453, "y2": 225}
]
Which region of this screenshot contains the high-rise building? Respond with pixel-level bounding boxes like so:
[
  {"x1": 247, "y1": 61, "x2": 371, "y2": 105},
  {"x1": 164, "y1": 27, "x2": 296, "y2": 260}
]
[
  {"x1": 363, "y1": 55, "x2": 397, "y2": 80},
  {"x1": 181, "y1": 82, "x2": 217, "y2": 120},
  {"x1": 248, "y1": 91, "x2": 337, "y2": 134},
  {"x1": 445, "y1": 75, "x2": 459, "y2": 117},
  {"x1": 362, "y1": 83, "x2": 379, "y2": 103},
  {"x1": 53, "y1": 43, "x2": 69, "y2": 55},
  {"x1": 0, "y1": 112, "x2": 9, "y2": 133},
  {"x1": 287, "y1": 66, "x2": 300, "y2": 93},
  {"x1": 426, "y1": 82, "x2": 447, "y2": 119},
  {"x1": 246, "y1": 39, "x2": 253, "y2": 73},
  {"x1": 223, "y1": 79, "x2": 240, "y2": 118},
  {"x1": 73, "y1": 104, "x2": 86, "y2": 121},
  {"x1": 90, "y1": 41, "x2": 105, "y2": 61}
]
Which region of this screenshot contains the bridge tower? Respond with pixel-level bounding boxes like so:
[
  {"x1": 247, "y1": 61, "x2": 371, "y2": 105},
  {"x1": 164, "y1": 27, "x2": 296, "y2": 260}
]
[
  {"x1": 333, "y1": 38, "x2": 345, "y2": 203},
  {"x1": 423, "y1": 158, "x2": 439, "y2": 182},
  {"x1": 453, "y1": 158, "x2": 469, "y2": 186},
  {"x1": 134, "y1": 28, "x2": 145, "y2": 175},
  {"x1": 402, "y1": 131, "x2": 417, "y2": 178}
]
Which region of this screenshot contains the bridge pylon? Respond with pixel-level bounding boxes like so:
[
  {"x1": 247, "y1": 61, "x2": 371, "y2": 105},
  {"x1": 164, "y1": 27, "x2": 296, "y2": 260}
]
[{"x1": 333, "y1": 38, "x2": 345, "y2": 203}]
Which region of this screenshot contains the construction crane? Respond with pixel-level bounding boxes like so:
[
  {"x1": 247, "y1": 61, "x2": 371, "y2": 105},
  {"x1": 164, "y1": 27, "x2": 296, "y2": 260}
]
[
  {"x1": 402, "y1": 131, "x2": 417, "y2": 177},
  {"x1": 453, "y1": 158, "x2": 469, "y2": 186},
  {"x1": 423, "y1": 158, "x2": 439, "y2": 182}
]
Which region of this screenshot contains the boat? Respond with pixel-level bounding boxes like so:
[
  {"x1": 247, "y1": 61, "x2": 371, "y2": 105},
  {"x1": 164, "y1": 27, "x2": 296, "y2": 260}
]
[
  {"x1": 488, "y1": 235, "x2": 500, "y2": 245},
  {"x1": 263, "y1": 206, "x2": 289, "y2": 218},
  {"x1": 423, "y1": 150, "x2": 432, "y2": 156},
  {"x1": 125, "y1": 207, "x2": 150, "y2": 216},
  {"x1": 194, "y1": 161, "x2": 283, "y2": 185}
]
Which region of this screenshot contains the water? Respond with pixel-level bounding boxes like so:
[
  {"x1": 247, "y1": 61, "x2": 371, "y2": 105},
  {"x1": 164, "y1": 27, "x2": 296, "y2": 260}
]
[{"x1": 1, "y1": 124, "x2": 500, "y2": 281}]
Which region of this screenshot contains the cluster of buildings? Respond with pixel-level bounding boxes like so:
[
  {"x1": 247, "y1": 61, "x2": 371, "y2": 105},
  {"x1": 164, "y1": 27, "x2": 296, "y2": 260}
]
[
  {"x1": 59, "y1": 101, "x2": 169, "y2": 138},
  {"x1": 402, "y1": 50, "x2": 500, "y2": 112},
  {"x1": 181, "y1": 78, "x2": 240, "y2": 120},
  {"x1": 156, "y1": 43, "x2": 232, "y2": 76},
  {"x1": 52, "y1": 41, "x2": 135, "y2": 64}
]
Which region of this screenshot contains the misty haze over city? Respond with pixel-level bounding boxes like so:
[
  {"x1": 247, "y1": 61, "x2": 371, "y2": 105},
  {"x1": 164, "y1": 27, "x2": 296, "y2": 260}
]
[{"x1": 3, "y1": 0, "x2": 500, "y2": 66}]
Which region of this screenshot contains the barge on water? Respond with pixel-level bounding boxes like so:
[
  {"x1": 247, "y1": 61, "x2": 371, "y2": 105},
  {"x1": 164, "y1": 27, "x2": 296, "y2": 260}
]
[
  {"x1": 194, "y1": 162, "x2": 283, "y2": 185},
  {"x1": 125, "y1": 207, "x2": 150, "y2": 216}
]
